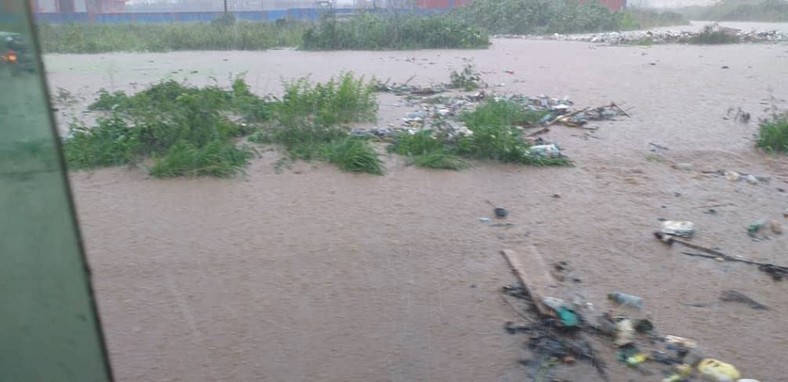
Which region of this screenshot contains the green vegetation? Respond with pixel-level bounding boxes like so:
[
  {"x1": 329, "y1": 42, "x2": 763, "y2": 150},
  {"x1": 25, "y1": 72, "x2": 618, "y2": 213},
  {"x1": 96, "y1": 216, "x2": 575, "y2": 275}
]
[
  {"x1": 389, "y1": 99, "x2": 569, "y2": 170},
  {"x1": 64, "y1": 73, "x2": 384, "y2": 177},
  {"x1": 301, "y1": 12, "x2": 489, "y2": 50},
  {"x1": 37, "y1": 21, "x2": 304, "y2": 53},
  {"x1": 689, "y1": 25, "x2": 741, "y2": 44},
  {"x1": 64, "y1": 79, "x2": 260, "y2": 177},
  {"x1": 679, "y1": 0, "x2": 788, "y2": 22},
  {"x1": 461, "y1": 99, "x2": 547, "y2": 129},
  {"x1": 261, "y1": 73, "x2": 383, "y2": 175},
  {"x1": 455, "y1": 0, "x2": 687, "y2": 35},
  {"x1": 757, "y1": 113, "x2": 788, "y2": 153},
  {"x1": 276, "y1": 72, "x2": 377, "y2": 127},
  {"x1": 449, "y1": 64, "x2": 485, "y2": 91}
]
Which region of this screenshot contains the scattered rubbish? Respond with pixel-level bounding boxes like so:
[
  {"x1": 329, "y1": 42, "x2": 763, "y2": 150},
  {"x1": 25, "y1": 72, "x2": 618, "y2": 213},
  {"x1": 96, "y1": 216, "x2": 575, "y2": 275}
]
[
  {"x1": 614, "y1": 319, "x2": 636, "y2": 347},
  {"x1": 608, "y1": 292, "x2": 644, "y2": 309},
  {"x1": 649, "y1": 142, "x2": 669, "y2": 152},
  {"x1": 747, "y1": 220, "x2": 767, "y2": 237},
  {"x1": 625, "y1": 352, "x2": 649, "y2": 368},
  {"x1": 655, "y1": 232, "x2": 788, "y2": 281},
  {"x1": 719, "y1": 290, "x2": 769, "y2": 310},
  {"x1": 724, "y1": 107, "x2": 751, "y2": 124},
  {"x1": 706, "y1": 169, "x2": 770, "y2": 184},
  {"x1": 725, "y1": 170, "x2": 741, "y2": 182},
  {"x1": 498, "y1": 26, "x2": 788, "y2": 45},
  {"x1": 479, "y1": 217, "x2": 491, "y2": 223},
  {"x1": 672, "y1": 162, "x2": 693, "y2": 171},
  {"x1": 664, "y1": 335, "x2": 698, "y2": 349},
  {"x1": 527, "y1": 144, "x2": 562, "y2": 158},
  {"x1": 784, "y1": 207, "x2": 788, "y2": 218},
  {"x1": 770, "y1": 220, "x2": 782, "y2": 235},
  {"x1": 633, "y1": 319, "x2": 653, "y2": 333},
  {"x1": 660, "y1": 220, "x2": 695, "y2": 238},
  {"x1": 697, "y1": 358, "x2": 741, "y2": 382},
  {"x1": 721, "y1": 65, "x2": 729, "y2": 69},
  {"x1": 486, "y1": 200, "x2": 508, "y2": 218}
]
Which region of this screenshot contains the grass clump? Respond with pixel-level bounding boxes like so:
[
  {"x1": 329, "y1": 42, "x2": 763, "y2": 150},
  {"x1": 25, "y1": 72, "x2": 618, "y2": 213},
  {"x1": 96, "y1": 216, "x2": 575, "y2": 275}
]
[
  {"x1": 266, "y1": 73, "x2": 384, "y2": 175},
  {"x1": 389, "y1": 99, "x2": 569, "y2": 170},
  {"x1": 756, "y1": 113, "x2": 788, "y2": 153},
  {"x1": 461, "y1": 99, "x2": 547, "y2": 128},
  {"x1": 64, "y1": 78, "x2": 265, "y2": 177},
  {"x1": 302, "y1": 12, "x2": 489, "y2": 50},
  {"x1": 37, "y1": 21, "x2": 304, "y2": 53},
  {"x1": 276, "y1": 72, "x2": 377, "y2": 127},
  {"x1": 65, "y1": 72, "x2": 385, "y2": 177},
  {"x1": 689, "y1": 25, "x2": 741, "y2": 44},
  {"x1": 449, "y1": 64, "x2": 485, "y2": 91},
  {"x1": 389, "y1": 130, "x2": 469, "y2": 170}
]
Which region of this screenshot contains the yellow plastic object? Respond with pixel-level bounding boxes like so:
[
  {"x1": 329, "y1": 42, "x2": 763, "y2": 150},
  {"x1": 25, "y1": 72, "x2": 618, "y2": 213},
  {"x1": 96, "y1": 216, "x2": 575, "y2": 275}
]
[
  {"x1": 626, "y1": 353, "x2": 649, "y2": 367},
  {"x1": 697, "y1": 359, "x2": 741, "y2": 382},
  {"x1": 675, "y1": 364, "x2": 693, "y2": 376}
]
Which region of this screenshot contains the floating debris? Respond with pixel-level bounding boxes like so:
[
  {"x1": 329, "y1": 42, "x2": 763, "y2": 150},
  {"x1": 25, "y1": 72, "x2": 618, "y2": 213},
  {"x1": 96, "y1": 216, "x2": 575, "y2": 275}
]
[{"x1": 496, "y1": 25, "x2": 788, "y2": 45}]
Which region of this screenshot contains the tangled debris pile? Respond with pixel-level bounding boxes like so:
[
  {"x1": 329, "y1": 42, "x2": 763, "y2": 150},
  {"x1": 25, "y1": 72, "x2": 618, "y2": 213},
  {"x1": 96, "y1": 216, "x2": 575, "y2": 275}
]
[
  {"x1": 500, "y1": 246, "x2": 765, "y2": 382},
  {"x1": 497, "y1": 24, "x2": 788, "y2": 45},
  {"x1": 363, "y1": 78, "x2": 628, "y2": 143}
]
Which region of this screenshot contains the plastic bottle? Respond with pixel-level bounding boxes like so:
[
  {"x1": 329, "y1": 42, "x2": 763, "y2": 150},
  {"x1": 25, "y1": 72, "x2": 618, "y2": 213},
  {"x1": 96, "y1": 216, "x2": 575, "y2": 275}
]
[{"x1": 608, "y1": 292, "x2": 643, "y2": 309}]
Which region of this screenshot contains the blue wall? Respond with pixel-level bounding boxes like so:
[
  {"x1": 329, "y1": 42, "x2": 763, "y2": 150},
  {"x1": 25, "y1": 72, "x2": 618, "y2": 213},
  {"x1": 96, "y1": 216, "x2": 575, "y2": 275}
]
[{"x1": 33, "y1": 8, "x2": 452, "y2": 24}]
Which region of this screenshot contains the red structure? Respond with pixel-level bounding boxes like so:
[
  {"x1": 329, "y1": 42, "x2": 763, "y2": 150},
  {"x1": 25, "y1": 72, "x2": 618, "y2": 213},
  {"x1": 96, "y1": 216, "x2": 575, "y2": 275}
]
[{"x1": 580, "y1": 0, "x2": 627, "y2": 12}]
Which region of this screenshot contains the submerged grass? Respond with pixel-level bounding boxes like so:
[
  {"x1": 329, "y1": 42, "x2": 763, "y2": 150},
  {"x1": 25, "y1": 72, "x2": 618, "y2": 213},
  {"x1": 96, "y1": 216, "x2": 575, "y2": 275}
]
[
  {"x1": 757, "y1": 113, "x2": 788, "y2": 154},
  {"x1": 64, "y1": 72, "x2": 385, "y2": 176},
  {"x1": 64, "y1": 79, "x2": 260, "y2": 177},
  {"x1": 389, "y1": 99, "x2": 569, "y2": 170}
]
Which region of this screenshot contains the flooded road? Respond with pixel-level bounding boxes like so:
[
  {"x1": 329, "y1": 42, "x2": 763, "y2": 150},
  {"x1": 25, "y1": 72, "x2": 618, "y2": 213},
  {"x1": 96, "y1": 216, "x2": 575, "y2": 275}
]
[{"x1": 46, "y1": 32, "x2": 788, "y2": 381}]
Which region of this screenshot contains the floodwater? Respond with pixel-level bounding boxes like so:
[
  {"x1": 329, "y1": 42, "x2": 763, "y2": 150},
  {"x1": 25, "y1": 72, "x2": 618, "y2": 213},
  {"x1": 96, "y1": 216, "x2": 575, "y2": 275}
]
[{"x1": 46, "y1": 27, "x2": 788, "y2": 381}]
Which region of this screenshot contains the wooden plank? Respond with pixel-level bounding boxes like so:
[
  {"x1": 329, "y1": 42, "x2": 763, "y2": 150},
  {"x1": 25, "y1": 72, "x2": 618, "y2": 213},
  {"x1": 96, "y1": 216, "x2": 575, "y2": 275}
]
[{"x1": 501, "y1": 246, "x2": 558, "y2": 317}]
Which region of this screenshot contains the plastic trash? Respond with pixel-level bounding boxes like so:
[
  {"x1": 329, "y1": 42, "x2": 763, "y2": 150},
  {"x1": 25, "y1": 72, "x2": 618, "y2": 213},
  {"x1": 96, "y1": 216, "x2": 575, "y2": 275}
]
[
  {"x1": 664, "y1": 335, "x2": 698, "y2": 349},
  {"x1": 725, "y1": 171, "x2": 741, "y2": 181},
  {"x1": 527, "y1": 144, "x2": 562, "y2": 158},
  {"x1": 625, "y1": 353, "x2": 649, "y2": 367},
  {"x1": 494, "y1": 207, "x2": 508, "y2": 218},
  {"x1": 661, "y1": 221, "x2": 695, "y2": 238},
  {"x1": 697, "y1": 359, "x2": 740, "y2": 382},
  {"x1": 744, "y1": 174, "x2": 759, "y2": 185},
  {"x1": 608, "y1": 292, "x2": 644, "y2": 309},
  {"x1": 737, "y1": 379, "x2": 761, "y2": 382},
  {"x1": 614, "y1": 319, "x2": 635, "y2": 347}
]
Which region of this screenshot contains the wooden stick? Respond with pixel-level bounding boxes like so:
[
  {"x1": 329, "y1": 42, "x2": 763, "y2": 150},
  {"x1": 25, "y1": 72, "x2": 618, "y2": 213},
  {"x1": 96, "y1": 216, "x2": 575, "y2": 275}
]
[{"x1": 501, "y1": 247, "x2": 558, "y2": 317}]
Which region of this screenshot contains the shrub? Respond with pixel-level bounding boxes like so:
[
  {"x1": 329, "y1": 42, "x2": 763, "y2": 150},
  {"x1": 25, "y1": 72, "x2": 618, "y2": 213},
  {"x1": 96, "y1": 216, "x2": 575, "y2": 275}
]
[
  {"x1": 757, "y1": 113, "x2": 788, "y2": 153},
  {"x1": 689, "y1": 25, "x2": 741, "y2": 44},
  {"x1": 301, "y1": 12, "x2": 489, "y2": 50}
]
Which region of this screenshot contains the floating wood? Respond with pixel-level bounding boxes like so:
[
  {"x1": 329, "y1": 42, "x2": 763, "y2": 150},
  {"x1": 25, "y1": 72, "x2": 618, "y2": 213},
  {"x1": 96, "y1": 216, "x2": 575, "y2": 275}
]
[{"x1": 501, "y1": 247, "x2": 558, "y2": 316}]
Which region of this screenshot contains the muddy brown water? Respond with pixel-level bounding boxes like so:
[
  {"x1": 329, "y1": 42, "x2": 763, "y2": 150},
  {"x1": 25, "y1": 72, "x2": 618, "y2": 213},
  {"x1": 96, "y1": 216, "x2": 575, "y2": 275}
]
[{"x1": 46, "y1": 32, "x2": 788, "y2": 381}]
